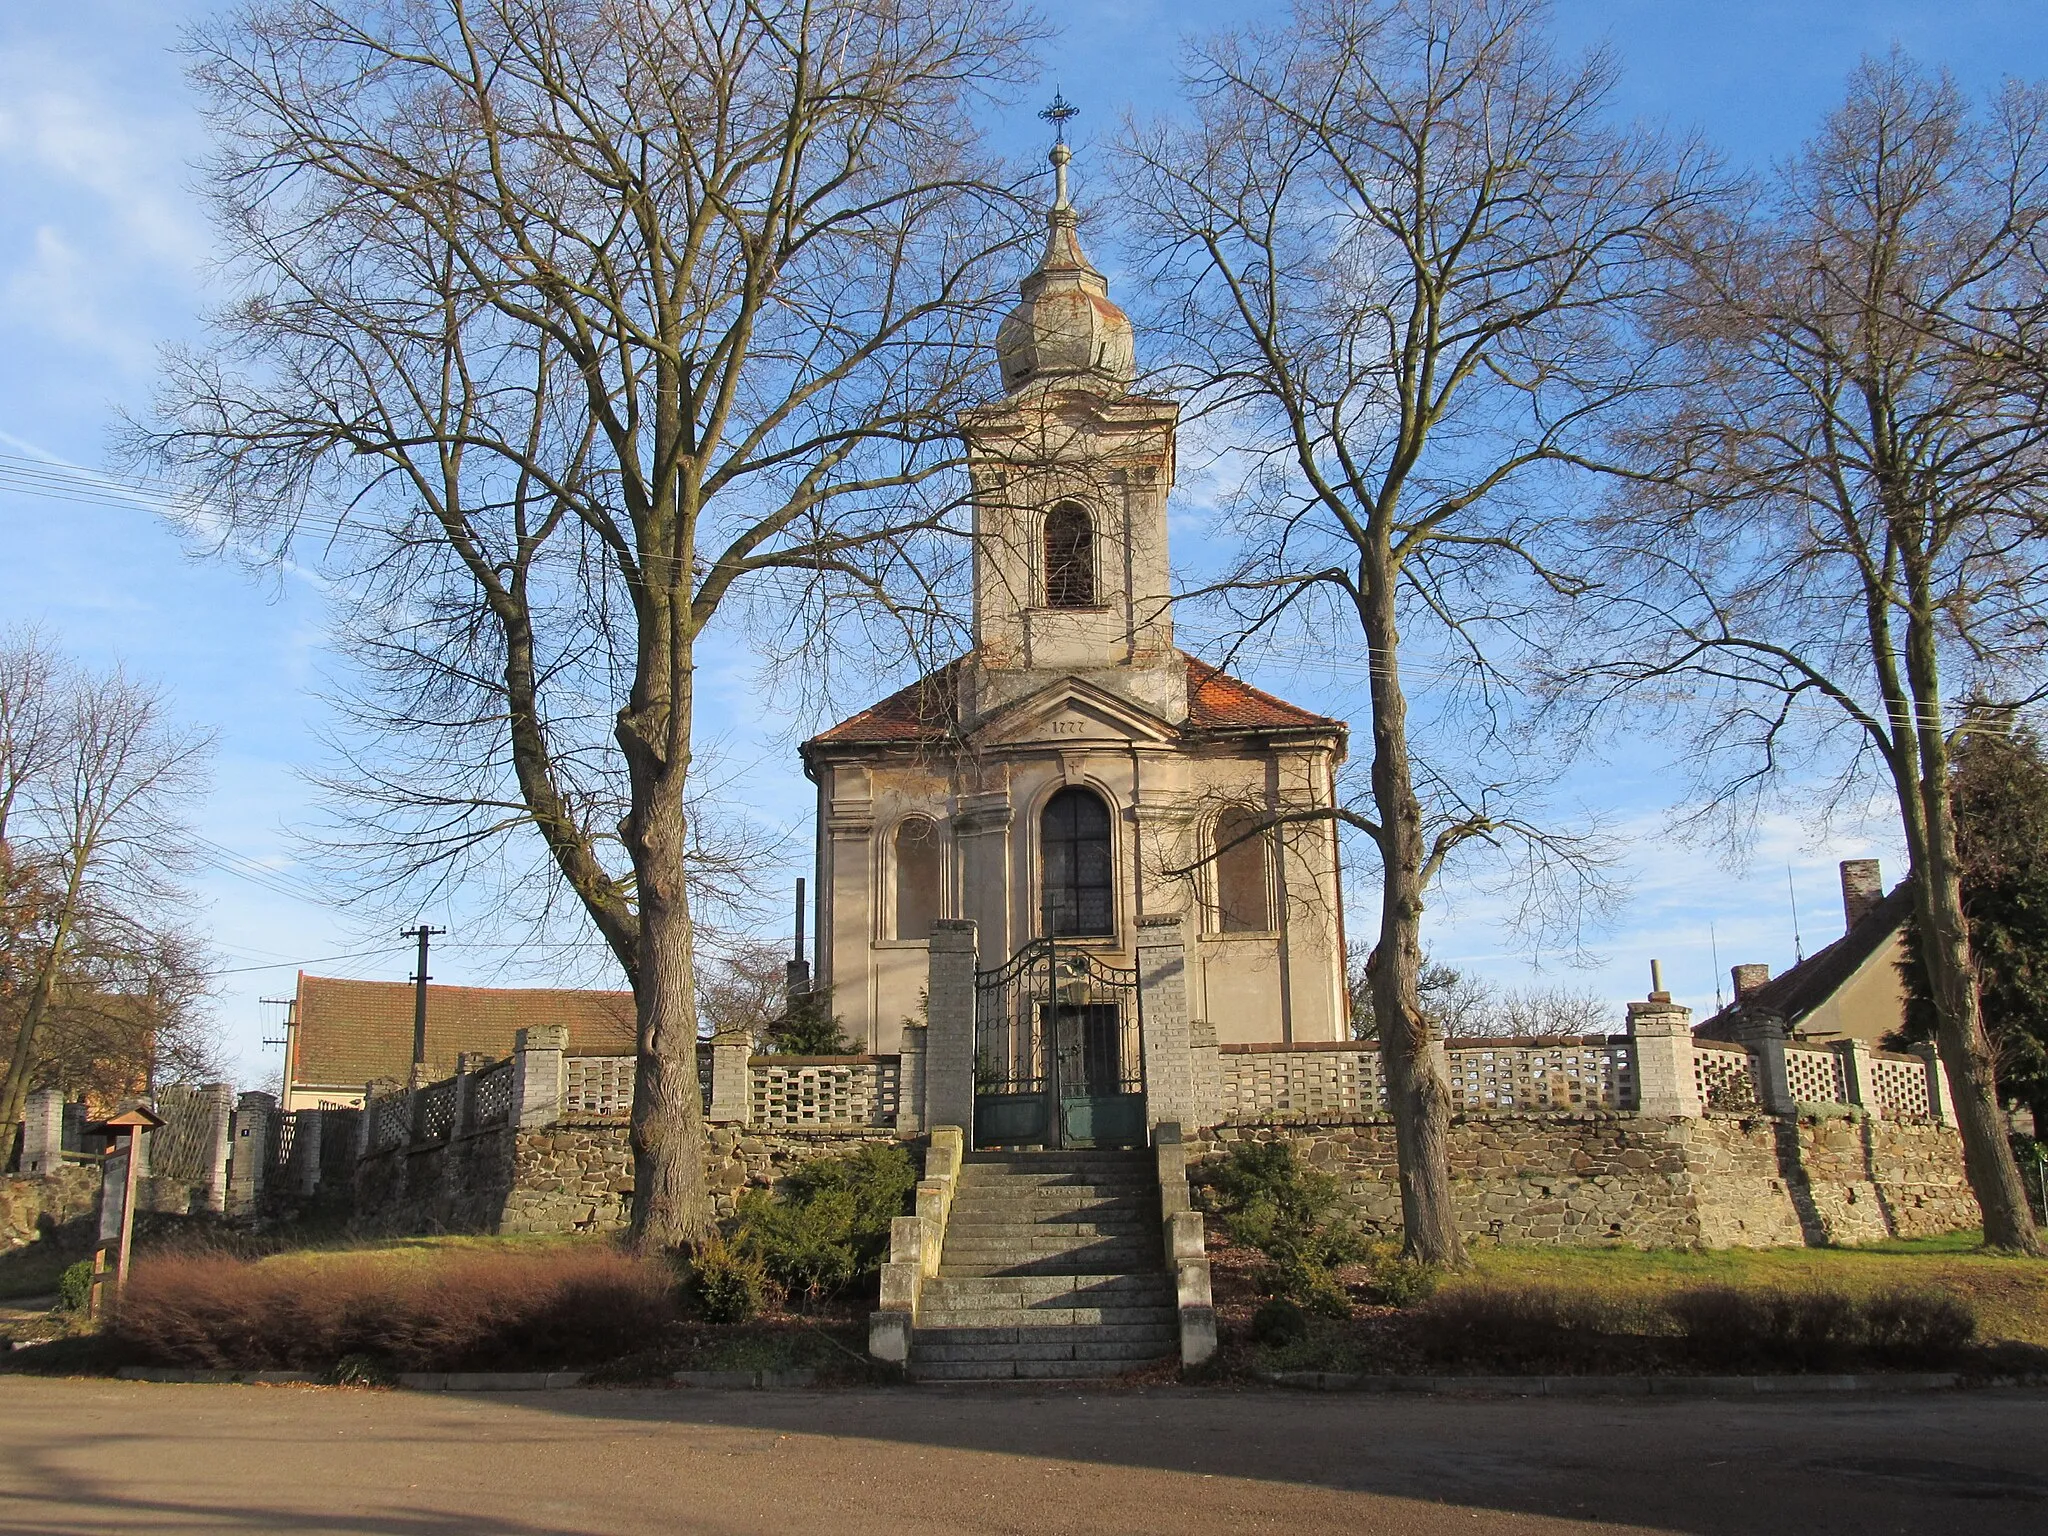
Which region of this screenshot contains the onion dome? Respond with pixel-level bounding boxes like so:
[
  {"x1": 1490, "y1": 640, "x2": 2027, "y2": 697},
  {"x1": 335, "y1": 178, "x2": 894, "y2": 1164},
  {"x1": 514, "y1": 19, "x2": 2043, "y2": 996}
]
[{"x1": 995, "y1": 142, "x2": 1136, "y2": 394}]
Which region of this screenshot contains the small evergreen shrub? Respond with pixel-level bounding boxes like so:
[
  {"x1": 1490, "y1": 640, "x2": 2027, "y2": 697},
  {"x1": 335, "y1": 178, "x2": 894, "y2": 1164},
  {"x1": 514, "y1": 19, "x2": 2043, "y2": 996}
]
[
  {"x1": 732, "y1": 1144, "x2": 917, "y2": 1304},
  {"x1": 57, "y1": 1260, "x2": 93, "y2": 1313},
  {"x1": 768, "y1": 988, "x2": 850, "y2": 1055},
  {"x1": 1250, "y1": 1295, "x2": 1308, "y2": 1345},
  {"x1": 1356, "y1": 1243, "x2": 1439, "y2": 1308},
  {"x1": 1203, "y1": 1141, "x2": 1366, "y2": 1313},
  {"x1": 689, "y1": 1241, "x2": 772, "y2": 1324}
]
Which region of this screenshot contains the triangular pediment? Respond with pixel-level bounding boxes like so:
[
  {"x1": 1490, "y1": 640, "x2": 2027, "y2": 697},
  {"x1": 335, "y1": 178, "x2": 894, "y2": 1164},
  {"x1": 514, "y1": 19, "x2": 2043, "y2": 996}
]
[{"x1": 970, "y1": 676, "x2": 1178, "y2": 749}]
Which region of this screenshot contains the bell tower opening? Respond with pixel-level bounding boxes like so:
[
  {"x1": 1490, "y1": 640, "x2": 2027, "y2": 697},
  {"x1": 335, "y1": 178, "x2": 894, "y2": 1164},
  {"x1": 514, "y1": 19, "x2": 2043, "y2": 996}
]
[{"x1": 1044, "y1": 502, "x2": 1096, "y2": 608}]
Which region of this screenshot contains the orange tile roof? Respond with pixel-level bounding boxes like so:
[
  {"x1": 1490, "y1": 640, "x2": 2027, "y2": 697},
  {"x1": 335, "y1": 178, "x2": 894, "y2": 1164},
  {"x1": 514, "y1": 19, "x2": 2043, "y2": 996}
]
[
  {"x1": 807, "y1": 652, "x2": 1338, "y2": 747},
  {"x1": 1183, "y1": 655, "x2": 1339, "y2": 731},
  {"x1": 291, "y1": 974, "x2": 636, "y2": 1089},
  {"x1": 808, "y1": 658, "x2": 967, "y2": 744}
]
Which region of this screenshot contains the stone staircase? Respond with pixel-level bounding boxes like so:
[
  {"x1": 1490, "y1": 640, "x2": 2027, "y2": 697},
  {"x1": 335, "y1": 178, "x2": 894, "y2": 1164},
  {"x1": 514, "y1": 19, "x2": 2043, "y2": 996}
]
[{"x1": 907, "y1": 1149, "x2": 1177, "y2": 1381}]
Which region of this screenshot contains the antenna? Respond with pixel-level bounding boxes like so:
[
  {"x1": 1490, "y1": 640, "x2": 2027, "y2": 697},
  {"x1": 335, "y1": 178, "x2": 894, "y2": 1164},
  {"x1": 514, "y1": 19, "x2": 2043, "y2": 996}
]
[
  {"x1": 1787, "y1": 865, "x2": 1805, "y2": 963},
  {"x1": 1710, "y1": 921, "x2": 1725, "y2": 1012}
]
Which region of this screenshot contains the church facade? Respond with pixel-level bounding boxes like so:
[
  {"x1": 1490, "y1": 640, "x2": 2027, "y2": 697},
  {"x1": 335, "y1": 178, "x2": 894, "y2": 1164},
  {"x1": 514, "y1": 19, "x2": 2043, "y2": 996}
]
[{"x1": 800, "y1": 142, "x2": 1350, "y2": 1060}]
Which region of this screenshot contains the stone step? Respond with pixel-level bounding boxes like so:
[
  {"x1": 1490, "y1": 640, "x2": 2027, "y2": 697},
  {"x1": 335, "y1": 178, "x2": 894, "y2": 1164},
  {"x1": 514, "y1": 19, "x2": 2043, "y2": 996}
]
[
  {"x1": 954, "y1": 1182, "x2": 1157, "y2": 1201},
  {"x1": 937, "y1": 1258, "x2": 1164, "y2": 1279},
  {"x1": 941, "y1": 1230, "x2": 1156, "y2": 1252},
  {"x1": 941, "y1": 1226, "x2": 1158, "y2": 1248},
  {"x1": 947, "y1": 1192, "x2": 1155, "y2": 1213},
  {"x1": 906, "y1": 1357, "x2": 1160, "y2": 1382},
  {"x1": 962, "y1": 1151, "x2": 1152, "y2": 1168},
  {"x1": 923, "y1": 1274, "x2": 1173, "y2": 1303},
  {"x1": 908, "y1": 1323, "x2": 1177, "y2": 1348},
  {"x1": 915, "y1": 1305, "x2": 1178, "y2": 1328},
  {"x1": 910, "y1": 1339, "x2": 1171, "y2": 1365}
]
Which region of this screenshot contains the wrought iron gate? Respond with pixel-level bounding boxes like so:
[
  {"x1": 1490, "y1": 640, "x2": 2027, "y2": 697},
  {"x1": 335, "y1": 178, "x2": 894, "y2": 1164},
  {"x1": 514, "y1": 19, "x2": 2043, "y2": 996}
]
[{"x1": 974, "y1": 938, "x2": 1144, "y2": 1148}]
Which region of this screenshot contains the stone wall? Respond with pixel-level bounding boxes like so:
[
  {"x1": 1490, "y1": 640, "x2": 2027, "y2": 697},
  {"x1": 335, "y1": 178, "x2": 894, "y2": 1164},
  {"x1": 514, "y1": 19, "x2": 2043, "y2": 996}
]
[
  {"x1": 1196, "y1": 1110, "x2": 1980, "y2": 1249},
  {"x1": 0, "y1": 1165, "x2": 100, "y2": 1251},
  {"x1": 351, "y1": 1125, "x2": 517, "y2": 1237},
  {"x1": 355, "y1": 1117, "x2": 908, "y2": 1236}
]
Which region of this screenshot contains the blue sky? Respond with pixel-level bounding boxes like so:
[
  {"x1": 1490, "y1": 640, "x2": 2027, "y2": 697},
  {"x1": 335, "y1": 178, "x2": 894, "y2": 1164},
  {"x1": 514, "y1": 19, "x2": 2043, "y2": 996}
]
[{"x1": 3, "y1": 1, "x2": 2043, "y2": 1089}]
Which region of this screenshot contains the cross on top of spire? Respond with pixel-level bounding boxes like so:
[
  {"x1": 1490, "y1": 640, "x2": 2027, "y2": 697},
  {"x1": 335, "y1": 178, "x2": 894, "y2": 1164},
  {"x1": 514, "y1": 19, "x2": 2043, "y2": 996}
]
[
  {"x1": 1039, "y1": 89, "x2": 1078, "y2": 144},
  {"x1": 1038, "y1": 90, "x2": 1078, "y2": 210}
]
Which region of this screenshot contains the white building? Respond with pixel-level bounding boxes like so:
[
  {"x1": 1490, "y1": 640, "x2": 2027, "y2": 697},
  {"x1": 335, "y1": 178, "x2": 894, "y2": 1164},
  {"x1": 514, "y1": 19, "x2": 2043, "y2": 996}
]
[{"x1": 800, "y1": 144, "x2": 1351, "y2": 1065}]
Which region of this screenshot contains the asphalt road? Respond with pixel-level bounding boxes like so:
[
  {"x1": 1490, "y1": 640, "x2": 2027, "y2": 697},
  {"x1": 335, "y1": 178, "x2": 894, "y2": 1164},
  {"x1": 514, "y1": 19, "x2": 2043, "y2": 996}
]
[{"x1": 0, "y1": 1378, "x2": 2043, "y2": 1534}]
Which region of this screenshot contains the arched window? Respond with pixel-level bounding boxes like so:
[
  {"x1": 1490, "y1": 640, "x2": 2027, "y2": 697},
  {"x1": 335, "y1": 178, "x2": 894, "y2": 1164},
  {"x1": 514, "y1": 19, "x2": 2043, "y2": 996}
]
[
  {"x1": 893, "y1": 817, "x2": 942, "y2": 940},
  {"x1": 1041, "y1": 787, "x2": 1114, "y2": 937},
  {"x1": 1213, "y1": 806, "x2": 1271, "y2": 933},
  {"x1": 1043, "y1": 502, "x2": 1095, "y2": 608}
]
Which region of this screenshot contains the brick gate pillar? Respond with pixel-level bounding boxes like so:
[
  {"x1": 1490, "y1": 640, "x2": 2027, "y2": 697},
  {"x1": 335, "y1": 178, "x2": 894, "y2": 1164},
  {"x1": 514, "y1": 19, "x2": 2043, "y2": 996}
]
[
  {"x1": 1136, "y1": 915, "x2": 1196, "y2": 1136},
  {"x1": 21, "y1": 1087, "x2": 65, "y2": 1176},
  {"x1": 925, "y1": 920, "x2": 978, "y2": 1139}
]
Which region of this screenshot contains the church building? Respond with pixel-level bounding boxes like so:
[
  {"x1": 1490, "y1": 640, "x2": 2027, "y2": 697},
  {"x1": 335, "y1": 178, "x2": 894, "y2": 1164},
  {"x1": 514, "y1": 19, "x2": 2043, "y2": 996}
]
[{"x1": 800, "y1": 141, "x2": 1351, "y2": 1063}]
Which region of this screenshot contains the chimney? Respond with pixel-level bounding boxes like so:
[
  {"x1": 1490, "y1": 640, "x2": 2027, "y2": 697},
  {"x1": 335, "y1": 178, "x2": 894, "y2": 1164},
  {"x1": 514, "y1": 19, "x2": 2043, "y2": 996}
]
[
  {"x1": 1840, "y1": 859, "x2": 1883, "y2": 930},
  {"x1": 1731, "y1": 963, "x2": 1772, "y2": 1000}
]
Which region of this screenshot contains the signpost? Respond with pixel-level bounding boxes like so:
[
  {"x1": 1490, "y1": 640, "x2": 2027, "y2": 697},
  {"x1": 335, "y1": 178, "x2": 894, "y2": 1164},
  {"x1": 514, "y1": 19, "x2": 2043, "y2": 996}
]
[{"x1": 91, "y1": 1105, "x2": 165, "y2": 1316}]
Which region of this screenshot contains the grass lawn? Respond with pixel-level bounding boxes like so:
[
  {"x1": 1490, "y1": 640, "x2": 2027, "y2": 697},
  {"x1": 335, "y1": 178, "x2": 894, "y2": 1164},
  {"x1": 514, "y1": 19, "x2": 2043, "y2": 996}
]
[{"x1": 1454, "y1": 1233, "x2": 2048, "y2": 1346}]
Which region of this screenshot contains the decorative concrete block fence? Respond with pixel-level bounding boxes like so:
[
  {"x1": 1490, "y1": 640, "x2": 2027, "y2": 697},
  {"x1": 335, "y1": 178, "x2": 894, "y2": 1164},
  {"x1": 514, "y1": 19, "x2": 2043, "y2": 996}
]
[{"x1": 224, "y1": 920, "x2": 1978, "y2": 1249}]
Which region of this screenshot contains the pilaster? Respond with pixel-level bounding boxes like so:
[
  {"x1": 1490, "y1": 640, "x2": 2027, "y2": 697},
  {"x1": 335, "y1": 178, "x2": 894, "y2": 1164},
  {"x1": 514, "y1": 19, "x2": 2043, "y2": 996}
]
[
  {"x1": 1626, "y1": 991, "x2": 1699, "y2": 1118},
  {"x1": 1136, "y1": 915, "x2": 1194, "y2": 1134},
  {"x1": 925, "y1": 920, "x2": 979, "y2": 1138}
]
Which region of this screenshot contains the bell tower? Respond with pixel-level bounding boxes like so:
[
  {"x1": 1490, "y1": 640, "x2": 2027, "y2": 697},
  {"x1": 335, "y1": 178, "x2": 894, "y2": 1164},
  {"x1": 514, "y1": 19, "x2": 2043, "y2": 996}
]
[{"x1": 960, "y1": 126, "x2": 1184, "y2": 726}]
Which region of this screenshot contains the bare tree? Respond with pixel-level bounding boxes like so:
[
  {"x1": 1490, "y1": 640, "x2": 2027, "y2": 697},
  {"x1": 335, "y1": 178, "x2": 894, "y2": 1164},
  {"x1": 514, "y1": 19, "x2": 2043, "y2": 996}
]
[
  {"x1": 0, "y1": 634, "x2": 215, "y2": 1127},
  {"x1": 696, "y1": 940, "x2": 789, "y2": 1044},
  {"x1": 1117, "y1": 0, "x2": 1702, "y2": 1263},
  {"x1": 139, "y1": 0, "x2": 1038, "y2": 1248},
  {"x1": 1587, "y1": 54, "x2": 2048, "y2": 1252}
]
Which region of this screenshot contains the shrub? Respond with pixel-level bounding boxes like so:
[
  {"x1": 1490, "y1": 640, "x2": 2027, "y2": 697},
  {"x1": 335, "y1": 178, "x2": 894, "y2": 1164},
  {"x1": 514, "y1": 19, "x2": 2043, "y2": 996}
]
[
  {"x1": 732, "y1": 1144, "x2": 917, "y2": 1304},
  {"x1": 57, "y1": 1260, "x2": 93, "y2": 1313},
  {"x1": 1410, "y1": 1284, "x2": 1633, "y2": 1371},
  {"x1": 1357, "y1": 1243, "x2": 1439, "y2": 1308},
  {"x1": 1664, "y1": 1285, "x2": 1863, "y2": 1372},
  {"x1": 768, "y1": 987, "x2": 849, "y2": 1055},
  {"x1": 1250, "y1": 1295, "x2": 1308, "y2": 1345},
  {"x1": 1664, "y1": 1284, "x2": 1975, "y2": 1372},
  {"x1": 1860, "y1": 1288, "x2": 1975, "y2": 1366},
  {"x1": 688, "y1": 1241, "x2": 772, "y2": 1325},
  {"x1": 1203, "y1": 1142, "x2": 1365, "y2": 1276},
  {"x1": 111, "y1": 1243, "x2": 675, "y2": 1372}
]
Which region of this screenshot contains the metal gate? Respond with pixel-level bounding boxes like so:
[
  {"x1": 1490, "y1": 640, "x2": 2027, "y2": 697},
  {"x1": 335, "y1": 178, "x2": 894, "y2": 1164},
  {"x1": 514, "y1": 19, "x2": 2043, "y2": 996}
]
[{"x1": 974, "y1": 938, "x2": 1144, "y2": 1148}]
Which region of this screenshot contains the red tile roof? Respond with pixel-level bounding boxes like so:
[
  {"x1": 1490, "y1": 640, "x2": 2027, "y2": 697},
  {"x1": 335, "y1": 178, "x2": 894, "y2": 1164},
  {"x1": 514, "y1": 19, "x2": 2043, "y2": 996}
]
[
  {"x1": 1184, "y1": 655, "x2": 1339, "y2": 731},
  {"x1": 807, "y1": 652, "x2": 1338, "y2": 747},
  {"x1": 290, "y1": 974, "x2": 636, "y2": 1089},
  {"x1": 808, "y1": 658, "x2": 967, "y2": 744}
]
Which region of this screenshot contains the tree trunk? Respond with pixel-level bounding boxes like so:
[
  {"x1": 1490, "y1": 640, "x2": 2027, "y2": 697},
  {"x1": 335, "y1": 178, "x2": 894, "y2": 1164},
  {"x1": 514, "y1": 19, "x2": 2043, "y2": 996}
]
[
  {"x1": 1905, "y1": 765, "x2": 2042, "y2": 1253},
  {"x1": 0, "y1": 899, "x2": 77, "y2": 1130},
  {"x1": 620, "y1": 661, "x2": 715, "y2": 1254},
  {"x1": 1361, "y1": 577, "x2": 1466, "y2": 1267}
]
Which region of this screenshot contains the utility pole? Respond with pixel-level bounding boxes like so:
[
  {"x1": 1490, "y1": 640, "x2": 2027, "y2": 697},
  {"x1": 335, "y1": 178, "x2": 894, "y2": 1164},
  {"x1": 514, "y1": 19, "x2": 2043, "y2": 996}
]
[
  {"x1": 401, "y1": 925, "x2": 445, "y2": 1086},
  {"x1": 261, "y1": 994, "x2": 296, "y2": 1102}
]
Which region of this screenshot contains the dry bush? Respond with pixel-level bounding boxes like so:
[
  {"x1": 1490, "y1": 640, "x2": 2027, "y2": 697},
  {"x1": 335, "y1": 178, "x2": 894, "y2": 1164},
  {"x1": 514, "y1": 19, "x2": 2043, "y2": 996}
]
[
  {"x1": 112, "y1": 1244, "x2": 675, "y2": 1371},
  {"x1": 1410, "y1": 1284, "x2": 1642, "y2": 1372},
  {"x1": 1665, "y1": 1285, "x2": 1974, "y2": 1372}
]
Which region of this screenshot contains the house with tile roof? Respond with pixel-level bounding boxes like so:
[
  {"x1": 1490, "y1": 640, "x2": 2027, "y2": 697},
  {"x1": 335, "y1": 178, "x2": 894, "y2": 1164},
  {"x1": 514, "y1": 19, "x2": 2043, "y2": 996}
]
[
  {"x1": 281, "y1": 973, "x2": 635, "y2": 1111},
  {"x1": 1695, "y1": 859, "x2": 1913, "y2": 1049},
  {"x1": 799, "y1": 141, "x2": 1350, "y2": 1061}
]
